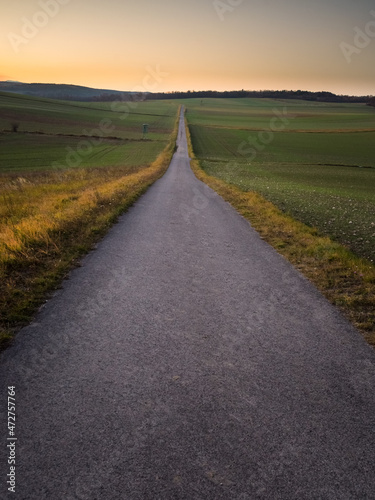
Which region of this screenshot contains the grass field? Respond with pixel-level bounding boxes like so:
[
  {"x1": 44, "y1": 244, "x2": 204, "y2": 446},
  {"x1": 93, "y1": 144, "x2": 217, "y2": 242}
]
[
  {"x1": 183, "y1": 98, "x2": 375, "y2": 262},
  {"x1": 0, "y1": 92, "x2": 179, "y2": 348},
  {"x1": 0, "y1": 92, "x2": 177, "y2": 173},
  {"x1": 0, "y1": 133, "x2": 166, "y2": 172}
]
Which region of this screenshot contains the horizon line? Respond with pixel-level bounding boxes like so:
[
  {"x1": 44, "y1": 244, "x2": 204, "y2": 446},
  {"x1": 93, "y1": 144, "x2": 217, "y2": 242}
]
[{"x1": 0, "y1": 80, "x2": 373, "y2": 99}]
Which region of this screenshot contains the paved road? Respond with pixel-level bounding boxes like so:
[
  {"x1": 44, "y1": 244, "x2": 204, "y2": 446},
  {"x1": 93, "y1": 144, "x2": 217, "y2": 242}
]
[{"x1": 1, "y1": 108, "x2": 375, "y2": 499}]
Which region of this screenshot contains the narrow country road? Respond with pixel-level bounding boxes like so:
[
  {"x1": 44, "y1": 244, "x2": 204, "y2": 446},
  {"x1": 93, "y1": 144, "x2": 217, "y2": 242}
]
[{"x1": 1, "y1": 108, "x2": 375, "y2": 499}]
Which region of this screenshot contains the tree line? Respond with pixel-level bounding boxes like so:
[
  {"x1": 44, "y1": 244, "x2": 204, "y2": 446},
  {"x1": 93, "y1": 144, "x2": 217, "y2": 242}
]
[{"x1": 146, "y1": 89, "x2": 373, "y2": 104}]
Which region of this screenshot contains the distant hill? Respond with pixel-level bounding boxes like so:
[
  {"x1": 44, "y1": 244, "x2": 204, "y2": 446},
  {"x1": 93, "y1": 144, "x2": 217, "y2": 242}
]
[{"x1": 0, "y1": 81, "x2": 135, "y2": 102}]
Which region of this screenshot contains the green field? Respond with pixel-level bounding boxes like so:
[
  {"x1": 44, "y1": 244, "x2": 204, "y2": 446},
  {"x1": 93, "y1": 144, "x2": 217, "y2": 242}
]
[
  {"x1": 0, "y1": 92, "x2": 178, "y2": 173},
  {"x1": 183, "y1": 98, "x2": 375, "y2": 262}
]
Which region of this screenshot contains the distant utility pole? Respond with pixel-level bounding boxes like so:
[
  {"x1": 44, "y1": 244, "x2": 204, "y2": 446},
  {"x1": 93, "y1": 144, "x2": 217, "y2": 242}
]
[{"x1": 142, "y1": 124, "x2": 149, "y2": 139}]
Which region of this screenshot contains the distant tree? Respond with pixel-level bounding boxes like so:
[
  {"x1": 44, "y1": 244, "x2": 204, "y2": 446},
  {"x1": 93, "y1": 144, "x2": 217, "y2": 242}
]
[
  {"x1": 367, "y1": 97, "x2": 375, "y2": 108},
  {"x1": 11, "y1": 122, "x2": 19, "y2": 132}
]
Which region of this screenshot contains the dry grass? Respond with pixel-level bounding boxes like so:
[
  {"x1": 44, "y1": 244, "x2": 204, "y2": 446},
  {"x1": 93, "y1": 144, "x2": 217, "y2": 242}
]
[
  {"x1": 185, "y1": 119, "x2": 375, "y2": 347},
  {"x1": 0, "y1": 110, "x2": 180, "y2": 350}
]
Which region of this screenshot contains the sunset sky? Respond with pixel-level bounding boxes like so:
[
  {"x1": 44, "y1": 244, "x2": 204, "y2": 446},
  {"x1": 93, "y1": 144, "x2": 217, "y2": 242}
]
[{"x1": 2, "y1": 0, "x2": 375, "y2": 96}]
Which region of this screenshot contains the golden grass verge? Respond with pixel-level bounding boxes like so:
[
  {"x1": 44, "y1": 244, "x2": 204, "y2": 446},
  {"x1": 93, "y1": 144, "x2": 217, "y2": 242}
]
[
  {"x1": 0, "y1": 109, "x2": 180, "y2": 350},
  {"x1": 185, "y1": 118, "x2": 375, "y2": 347}
]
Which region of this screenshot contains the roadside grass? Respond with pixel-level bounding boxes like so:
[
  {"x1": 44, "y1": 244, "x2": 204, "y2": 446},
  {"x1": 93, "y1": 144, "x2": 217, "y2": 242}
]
[
  {"x1": 0, "y1": 107, "x2": 180, "y2": 350},
  {"x1": 195, "y1": 160, "x2": 375, "y2": 264},
  {"x1": 186, "y1": 118, "x2": 375, "y2": 347}
]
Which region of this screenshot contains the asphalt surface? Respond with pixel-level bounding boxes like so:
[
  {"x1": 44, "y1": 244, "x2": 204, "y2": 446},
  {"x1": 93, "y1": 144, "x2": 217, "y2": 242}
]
[{"x1": 1, "y1": 108, "x2": 375, "y2": 500}]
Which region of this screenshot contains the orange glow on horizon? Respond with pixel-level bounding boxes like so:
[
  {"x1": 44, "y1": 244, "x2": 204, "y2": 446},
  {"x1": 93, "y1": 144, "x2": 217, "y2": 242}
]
[{"x1": 1, "y1": 0, "x2": 374, "y2": 97}]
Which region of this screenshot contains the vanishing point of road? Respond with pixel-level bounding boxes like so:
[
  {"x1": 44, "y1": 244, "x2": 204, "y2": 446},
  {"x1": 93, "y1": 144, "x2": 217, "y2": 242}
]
[{"x1": 1, "y1": 108, "x2": 375, "y2": 499}]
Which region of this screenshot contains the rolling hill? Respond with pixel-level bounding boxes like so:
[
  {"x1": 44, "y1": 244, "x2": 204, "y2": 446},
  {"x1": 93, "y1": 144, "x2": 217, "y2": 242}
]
[{"x1": 0, "y1": 81, "x2": 134, "y2": 102}]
